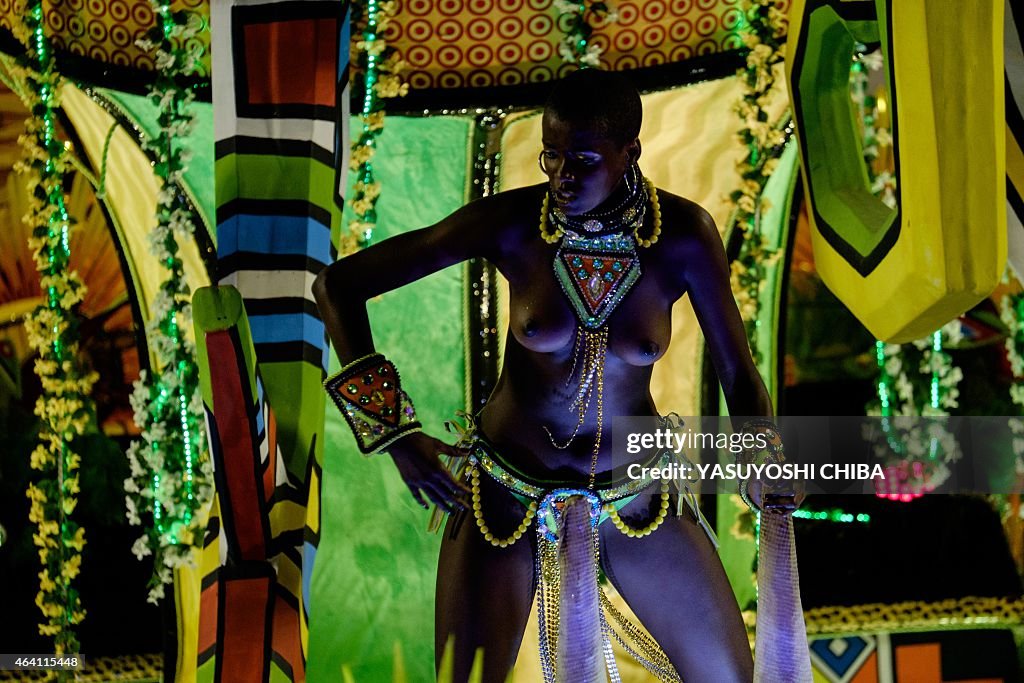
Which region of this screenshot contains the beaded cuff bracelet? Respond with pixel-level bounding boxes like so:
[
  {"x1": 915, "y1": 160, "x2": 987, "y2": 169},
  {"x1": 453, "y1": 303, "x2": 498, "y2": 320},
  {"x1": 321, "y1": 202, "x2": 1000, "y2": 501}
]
[
  {"x1": 324, "y1": 353, "x2": 421, "y2": 455},
  {"x1": 737, "y1": 418, "x2": 785, "y2": 510}
]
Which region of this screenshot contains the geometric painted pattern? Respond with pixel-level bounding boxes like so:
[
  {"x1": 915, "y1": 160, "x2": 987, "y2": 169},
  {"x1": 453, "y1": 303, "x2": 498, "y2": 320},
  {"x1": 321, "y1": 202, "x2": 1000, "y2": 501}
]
[
  {"x1": 810, "y1": 635, "x2": 875, "y2": 683},
  {"x1": 810, "y1": 630, "x2": 1021, "y2": 682},
  {"x1": 193, "y1": 286, "x2": 317, "y2": 683},
  {"x1": 207, "y1": 0, "x2": 350, "y2": 678},
  {"x1": 1005, "y1": 0, "x2": 1024, "y2": 277}
]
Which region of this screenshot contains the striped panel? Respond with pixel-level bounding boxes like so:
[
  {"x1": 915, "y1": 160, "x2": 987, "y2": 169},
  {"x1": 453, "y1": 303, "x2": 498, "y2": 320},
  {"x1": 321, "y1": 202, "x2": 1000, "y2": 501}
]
[
  {"x1": 1007, "y1": 0, "x2": 1024, "y2": 277},
  {"x1": 193, "y1": 284, "x2": 318, "y2": 682},
  {"x1": 209, "y1": 1, "x2": 348, "y2": 677}
]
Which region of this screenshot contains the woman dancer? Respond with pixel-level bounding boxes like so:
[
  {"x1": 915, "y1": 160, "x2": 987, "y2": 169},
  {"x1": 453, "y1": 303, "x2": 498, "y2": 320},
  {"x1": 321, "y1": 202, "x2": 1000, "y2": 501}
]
[{"x1": 314, "y1": 69, "x2": 786, "y2": 683}]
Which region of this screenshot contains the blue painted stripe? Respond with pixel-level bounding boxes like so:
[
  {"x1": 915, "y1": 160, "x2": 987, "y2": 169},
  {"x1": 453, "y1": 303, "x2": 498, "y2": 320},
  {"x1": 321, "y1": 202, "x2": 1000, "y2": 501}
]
[
  {"x1": 255, "y1": 375, "x2": 266, "y2": 436},
  {"x1": 218, "y1": 214, "x2": 332, "y2": 261},
  {"x1": 248, "y1": 313, "x2": 326, "y2": 349},
  {"x1": 302, "y1": 542, "x2": 317, "y2": 618}
]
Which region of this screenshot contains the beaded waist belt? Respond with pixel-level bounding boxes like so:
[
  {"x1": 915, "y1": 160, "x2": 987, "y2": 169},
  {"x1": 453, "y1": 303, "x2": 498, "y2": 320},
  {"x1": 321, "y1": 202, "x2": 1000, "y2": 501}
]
[{"x1": 468, "y1": 434, "x2": 672, "y2": 506}]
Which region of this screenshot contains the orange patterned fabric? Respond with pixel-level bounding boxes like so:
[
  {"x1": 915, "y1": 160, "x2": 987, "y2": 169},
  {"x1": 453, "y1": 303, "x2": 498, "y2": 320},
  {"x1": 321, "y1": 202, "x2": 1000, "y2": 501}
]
[
  {"x1": 2, "y1": 0, "x2": 790, "y2": 89},
  {"x1": 0, "y1": 0, "x2": 211, "y2": 77},
  {"x1": 387, "y1": 0, "x2": 791, "y2": 89}
]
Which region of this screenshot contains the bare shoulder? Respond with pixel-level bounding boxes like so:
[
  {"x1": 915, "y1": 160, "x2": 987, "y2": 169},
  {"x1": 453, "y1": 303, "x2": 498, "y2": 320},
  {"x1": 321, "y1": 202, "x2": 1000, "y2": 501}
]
[
  {"x1": 650, "y1": 186, "x2": 720, "y2": 253},
  {"x1": 422, "y1": 182, "x2": 544, "y2": 260},
  {"x1": 478, "y1": 182, "x2": 548, "y2": 251}
]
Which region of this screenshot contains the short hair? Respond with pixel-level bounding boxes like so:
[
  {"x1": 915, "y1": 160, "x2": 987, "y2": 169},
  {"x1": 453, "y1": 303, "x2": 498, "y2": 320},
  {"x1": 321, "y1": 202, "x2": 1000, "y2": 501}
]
[{"x1": 543, "y1": 69, "x2": 642, "y2": 147}]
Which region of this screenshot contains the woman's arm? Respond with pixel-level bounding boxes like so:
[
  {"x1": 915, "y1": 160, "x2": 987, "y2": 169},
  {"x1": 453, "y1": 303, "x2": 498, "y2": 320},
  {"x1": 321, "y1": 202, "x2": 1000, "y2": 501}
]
[
  {"x1": 313, "y1": 196, "x2": 500, "y2": 360},
  {"x1": 312, "y1": 195, "x2": 506, "y2": 511},
  {"x1": 678, "y1": 206, "x2": 773, "y2": 418}
]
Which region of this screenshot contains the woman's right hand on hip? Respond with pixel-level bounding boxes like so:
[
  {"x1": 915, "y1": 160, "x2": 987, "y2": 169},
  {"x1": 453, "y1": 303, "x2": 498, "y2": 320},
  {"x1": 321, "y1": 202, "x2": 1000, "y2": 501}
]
[{"x1": 386, "y1": 432, "x2": 471, "y2": 513}]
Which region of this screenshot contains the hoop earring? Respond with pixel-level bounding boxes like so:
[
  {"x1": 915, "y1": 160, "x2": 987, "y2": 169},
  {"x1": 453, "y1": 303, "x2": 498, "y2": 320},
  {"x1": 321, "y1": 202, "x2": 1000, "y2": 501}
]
[{"x1": 538, "y1": 151, "x2": 548, "y2": 174}]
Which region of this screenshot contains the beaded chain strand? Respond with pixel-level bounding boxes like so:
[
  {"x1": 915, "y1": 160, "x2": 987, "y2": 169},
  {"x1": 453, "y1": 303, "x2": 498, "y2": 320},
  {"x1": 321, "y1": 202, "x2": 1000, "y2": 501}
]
[
  {"x1": 604, "y1": 479, "x2": 672, "y2": 538},
  {"x1": 470, "y1": 466, "x2": 538, "y2": 548}
]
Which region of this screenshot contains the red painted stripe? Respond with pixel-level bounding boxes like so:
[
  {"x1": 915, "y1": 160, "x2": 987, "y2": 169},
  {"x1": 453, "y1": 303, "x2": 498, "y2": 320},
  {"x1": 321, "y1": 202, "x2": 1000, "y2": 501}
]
[
  {"x1": 198, "y1": 581, "x2": 219, "y2": 657},
  {"x1": 208, "y1": 330, "x2": 266, "y2": 560},
  {"x1": 272, "y1": 594, "x2": 304, "y2": 681},
  {"x1": 221, "y1": 576, "x2": 272, "y2": 682}
]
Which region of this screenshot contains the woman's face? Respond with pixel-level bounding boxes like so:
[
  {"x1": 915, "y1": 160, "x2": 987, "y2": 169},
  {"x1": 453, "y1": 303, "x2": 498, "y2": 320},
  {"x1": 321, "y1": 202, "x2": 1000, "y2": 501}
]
[{"x1": 540, "y1": 111, "x2": 639, "y2": 216}]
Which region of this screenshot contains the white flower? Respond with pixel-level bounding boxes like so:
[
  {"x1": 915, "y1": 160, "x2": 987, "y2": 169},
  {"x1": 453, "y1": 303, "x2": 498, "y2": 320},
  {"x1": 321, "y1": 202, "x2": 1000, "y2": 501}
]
[
  {"x1": 557, "y1": 40, "x2": 576, "y2": 63},
  {"x1": 132, "y1": 535, "x2": 152, "y2": 560},
  {"x1": 580, "y1": 43, "x2": 603, "y2": 67},
  {"x1": 147, "y1": 583, "x2": 165, "y2": 605},
  {"x1": 155, "y1": 51, "x2": 176, "y2": 71},
  {"x1": 860, "y1": 50, "x2": 884, "y2": 71}
]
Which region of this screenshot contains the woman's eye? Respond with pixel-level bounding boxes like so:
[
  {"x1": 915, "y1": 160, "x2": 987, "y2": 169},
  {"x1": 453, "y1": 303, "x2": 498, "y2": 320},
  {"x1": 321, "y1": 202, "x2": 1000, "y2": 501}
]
[{"x1": 542, "y1": 150, "x2": 559, "y2": 159}]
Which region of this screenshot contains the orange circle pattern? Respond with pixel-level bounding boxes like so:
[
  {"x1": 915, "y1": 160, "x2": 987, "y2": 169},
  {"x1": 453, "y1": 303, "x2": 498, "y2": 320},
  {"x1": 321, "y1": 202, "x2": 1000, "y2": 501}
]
[
  {"x1": 0, "y1": 0, "x2": 211, "y2": 78},
  {"x1": 383, "y1": 0, "x2": 790, "y2": 89},
  {"x1": 0, "y1": 0, "x2": 788, "y2": 89}
]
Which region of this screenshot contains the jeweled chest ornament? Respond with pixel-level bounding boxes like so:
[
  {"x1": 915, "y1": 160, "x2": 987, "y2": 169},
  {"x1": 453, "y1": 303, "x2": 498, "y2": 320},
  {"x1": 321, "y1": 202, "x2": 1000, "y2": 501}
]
[
  {"x1": 554, "y1": 233, "x2": 641, "y2": 330},
  {"x1": 537, "y1": 168, "x2": 663, "y2": 486}
]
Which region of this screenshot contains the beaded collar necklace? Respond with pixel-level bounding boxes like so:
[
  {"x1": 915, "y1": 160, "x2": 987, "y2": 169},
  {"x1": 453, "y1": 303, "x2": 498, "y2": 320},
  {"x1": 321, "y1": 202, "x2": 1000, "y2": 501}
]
[
  {"x1": 538, "y1": 167, "x2": 663, "y2": 488},
  {"x1": 547, "y1": 163, "x2": 646, "y2": 237}
]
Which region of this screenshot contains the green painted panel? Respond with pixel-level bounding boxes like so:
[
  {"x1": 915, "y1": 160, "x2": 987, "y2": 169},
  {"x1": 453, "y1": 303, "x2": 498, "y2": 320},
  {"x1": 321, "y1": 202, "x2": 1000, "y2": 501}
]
[
  {"x1": 96, "y1": 87, "x2": 215, "y2": 234},
  {"x1": 307, "y1": 115, "x2": 473, "y2": 683}
]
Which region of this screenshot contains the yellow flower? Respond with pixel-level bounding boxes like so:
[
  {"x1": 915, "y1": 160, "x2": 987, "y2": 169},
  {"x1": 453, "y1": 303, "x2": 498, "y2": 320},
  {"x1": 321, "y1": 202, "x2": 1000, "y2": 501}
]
[
  {"x1": 380, "y1": 53, "x2": 406, "y2": 75},
  {"x1": 373, "y1": 75, "x2": 408, "y2": 99},
  {"x1": 337, "y1": 233, "x2": 361, "y2": 258},
  {"x1": 67, "y1": 527, "x2": 86, "y2": 551},
  {"x1": 30, "y1": 444, "x2": 54, "y2": 470},
  {"x1": 349, "y1": 144, "x2": 374, "y2": 169},
  {"x1": 365, "y1": 111, "x2": 386, "y2": 131},
  {"x1": 351, "y1": 198, "x2": 375, "y2": 215},
  {"x1": 355, "y1": 39, "x2": 386, "y2": 57},
  {"x1": 62, "y1": 554, "x2": 82, "y2": 580},
  {"x1": 38, "y1": 570, "x2": 56, "y2": 592},
  {"x1": 64, "y1": 476, "x2": 80, "y2": 495},
  {"x1": 354, "y1": 181, "x2": 382, "y2": 200}
]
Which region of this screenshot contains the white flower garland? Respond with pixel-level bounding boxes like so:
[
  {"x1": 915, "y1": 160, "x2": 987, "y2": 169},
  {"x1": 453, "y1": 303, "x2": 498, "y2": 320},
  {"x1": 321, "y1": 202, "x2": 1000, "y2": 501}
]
[
  {"x1": 850, "y1": 47, "x2": 896, "y2": 208},
  {"x1": 552, "y1": 0, "x2": 617, "y2": 67},
  {"x1": 126, "y1": 2, "x2": 213, "y2": 604},
  {"x1": 999, "y1": 292, "x2": 1024, "y2": 480},
  {"x1": 867, "y1": 320, "x2": 964, "y2": 496},
  {"x1": 728, "y1": 0, "x2": 788, "y2": 363}
]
